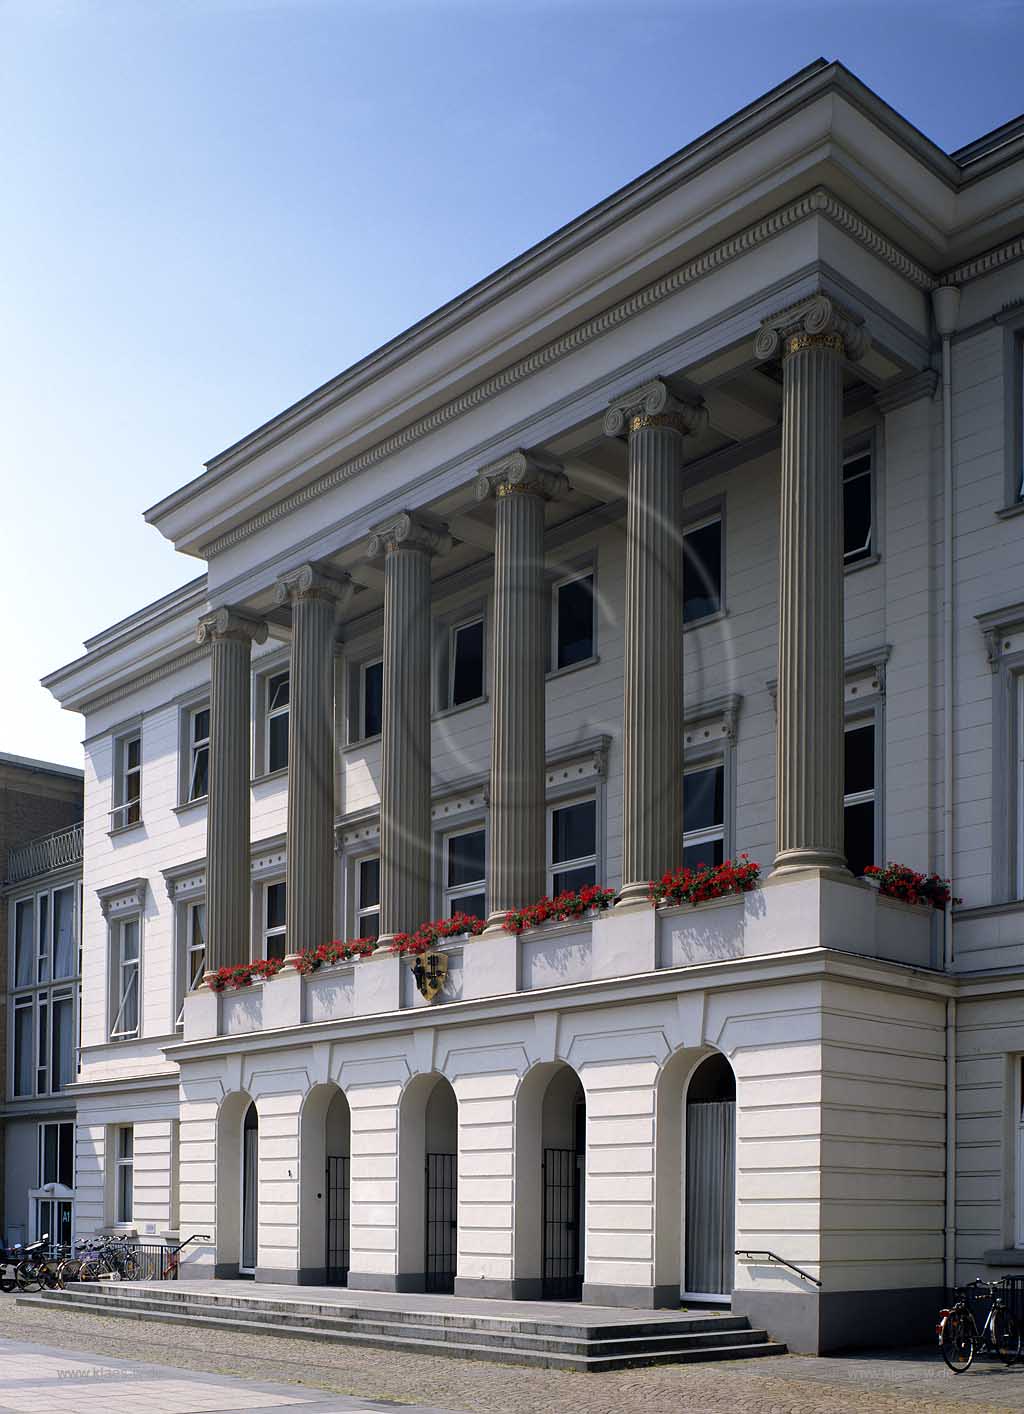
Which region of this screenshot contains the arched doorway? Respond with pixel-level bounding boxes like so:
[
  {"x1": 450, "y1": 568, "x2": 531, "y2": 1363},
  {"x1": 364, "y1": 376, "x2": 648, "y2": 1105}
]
[
  {"x1": 216, "y1": 1091, "x2": 256, "y2": 1278},
  {"x1": 398, "y1": 1074, "x2": 458, "y2": 1293},
  {"x1": 299, "y1": 1085, "x2": 351, "y2": 1285},
  {"x1": 240, "y1": 1101, "x2": 259, "y2": 1277},
  {"x1": 684, "y1": 1053, "x2": 736, "y2": 1300},
  {"x1": 514, "y1": 1063, "x2": 586, "y2": 1300}
]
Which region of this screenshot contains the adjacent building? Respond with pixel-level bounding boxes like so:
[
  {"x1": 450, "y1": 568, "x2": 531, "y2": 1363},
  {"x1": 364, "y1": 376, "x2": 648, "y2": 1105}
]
[{"x1": 38, "y1": 61, "x2": 1024, "y2": 1352}]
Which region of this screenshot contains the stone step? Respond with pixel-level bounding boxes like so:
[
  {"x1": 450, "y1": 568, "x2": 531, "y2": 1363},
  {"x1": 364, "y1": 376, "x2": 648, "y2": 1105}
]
[{"x1": 18, "y1": 1290, "x2": 786, "y2": 1371}]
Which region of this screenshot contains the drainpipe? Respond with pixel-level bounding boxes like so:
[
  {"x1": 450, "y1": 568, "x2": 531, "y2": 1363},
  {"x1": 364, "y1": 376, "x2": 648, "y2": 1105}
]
[{"x1": 932, "y1": 281, "x2": 960, "y2": 1292}]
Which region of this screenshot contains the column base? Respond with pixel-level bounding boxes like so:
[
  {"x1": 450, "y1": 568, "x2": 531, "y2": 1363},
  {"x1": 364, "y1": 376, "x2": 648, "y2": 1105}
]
[
  {"x1": 614, "y1": 881, "x2": 653, "y2": 909},
  {"x1": 454, "y1": 1276, "x2": 544, "y2": 1301},
  {"x1": 769, "y1": 850, "x2": 850, "y2": 880}
]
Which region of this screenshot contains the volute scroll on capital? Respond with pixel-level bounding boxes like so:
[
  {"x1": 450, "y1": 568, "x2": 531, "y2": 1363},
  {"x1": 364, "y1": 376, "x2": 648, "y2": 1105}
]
[
  {"x1": 366, "y1": 511, "x2": 453, "y2": 560},
  {"x1": 603, "y1": 378, "x2": 709, "y2": 440},
  {"x1": 474, "y1": 449, "x2": 569, "y2": 504},
  {"x1": 196, "y1": 606, "x2": 269, "y2": 647},
  {"x1": 272, "y1": 562, "x2": 355, "y2": 612},
  {"x1": 754, "y1": 294, "x2": 870, "y2": 364}
]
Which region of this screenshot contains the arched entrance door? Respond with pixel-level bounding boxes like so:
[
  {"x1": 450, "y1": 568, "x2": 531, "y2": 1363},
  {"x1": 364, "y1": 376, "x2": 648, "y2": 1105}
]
[
  {"x1": 540, "y1": 1066, "x2": 586, "y2": 1299},
  {"x1": 684, "y1": 1053, "x2": 736, "y2": 1300},
  {"x1": 324, "y1": 1090, "x2": 351, "y2": 1285},
  {"x1": 240, "y1": 1101, "x2": 259, "y2": 1277},
  {"x1": 398, "y1": 1074, "x2": 458, "y2": 1293}
]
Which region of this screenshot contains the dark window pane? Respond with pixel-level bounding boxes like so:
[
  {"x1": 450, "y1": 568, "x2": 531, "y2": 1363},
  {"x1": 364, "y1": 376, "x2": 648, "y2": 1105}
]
[
  {"x1": 452, "y1": 620, "x2": 484, "y2": 705},
  {"x1": 450, "y1": 892, "x2": 486, "y2": 923},
  {"x1": 359, "y1": 857, "x2": 380, "y2": 909},
  {"x1": 553, "y1": 864, "x2": 596, "y2": 895},
  {"x1": 360, "y1": 910, "x2": 379, "y2": 941},
  {"x1": 266, "y1": 882, "x2": 286, "y2": 930},
  {"x1": 14, "y1": 1005, "x2": 32, "y2": 1096},
  {"x1": 448, "y1": 830, "x2": 485, "y2": 887},
  {"x1": 363, "y1": 661, "x2": 383, "y2": 737},
  {"x1": 844, "y1": 800, "x2": 875, "y2": 878},
  {"x1": 193, "y1": 708, "x2": 210, "y2": 743},
  {"x1": 53, "y1": 887, "x2": 75, "y2": 979},
  {"x1": 268, "y1": 672, "x2": 289, "y2": 710},
  {"x1": 551, "y1": 800, "x2": 596, "y2": 865},
  {"x1": 266, "y1": 933, "x2": 287, "y2": 961},
  {"x1": 58, "y1": 1124, "x2": 74, "y2": 1189},
  {"x1": 268, "y1": 713, "x2": 289, "y2": 772},
  {"x1": 51, "y1": 995, "x2": 74, "y2": 1090},
  {"x1": 15, "y1": 900, "x2": 34, "y2": 987},
  {"x1": 683, "y1": 520, "x2": 722, "y2": 623},
  {"x1": 843, "y1": 455, "x2": 872, "y2": 561},
  {"x1": 191, "y1": 744, "x2": 209, "y2": 800},
  {"x1": 126, "y1": 737, "x2": 140, "y2": 770},
  {"x1": 682, "y1": 837, "x2": 725, "y2": 873},
  {"x1": 556, "y1": 575, "x2": 594, "y2": 669},
  {"x1": 684, "y1": 765, "x2": 724, "y2": 833},
  {"x1": 43, "y1": 1125, "x2": 58, "y2": 1185},
  {"x1": 844, "y1": 724, "x2": 875, "y2": 797}
]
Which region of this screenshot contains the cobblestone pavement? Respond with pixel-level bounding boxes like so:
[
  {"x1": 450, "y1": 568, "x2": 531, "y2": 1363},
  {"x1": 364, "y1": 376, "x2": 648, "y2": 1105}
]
[{"x1": 4, "y1": 1296, "x2": 1024, "y2": 1413}]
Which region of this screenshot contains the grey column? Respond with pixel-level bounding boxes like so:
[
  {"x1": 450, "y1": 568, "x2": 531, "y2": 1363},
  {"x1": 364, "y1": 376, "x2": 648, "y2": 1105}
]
[
  {"x1": 476, "y1": 453, "x2": 567, "y2": 925},
  {"x1": 196, "y1": 608, "x2": 266, "y2": 975},
  {"x1": 755, "y1": 295, "x2": 870, "y2": 874},
  {"x1": 604, "y1": 381, "x2": 707, "y2": 906},
  {"x1": 274, "y1": 564, "x2": 353, "y2": 956},
  {"x1": 367, "y1": 514, "x2": 451, "y2": 942}
]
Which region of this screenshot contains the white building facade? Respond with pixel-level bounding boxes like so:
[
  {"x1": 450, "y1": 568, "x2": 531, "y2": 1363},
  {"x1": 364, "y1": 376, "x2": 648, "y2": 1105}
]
[{"x1": 41, "y1": 62, "x2": 1024, "y2": 1354}]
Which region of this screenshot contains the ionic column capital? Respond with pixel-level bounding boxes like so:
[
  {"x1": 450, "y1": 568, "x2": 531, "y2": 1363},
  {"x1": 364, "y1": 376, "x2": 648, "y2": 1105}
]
[
  {"x1": 367, "y1": 512, "x2": 453, "y2": 559},
  {"x1": 475, "y1": 450, "x2": 568, "y2": 503},
  {"x1": 273, "y1": 562, "x2": 354, "y2": 612},
  {"x1": 754, "y1": 293, "x2": 870, "y2": 363},
  {"x1": 603, "y1": 379, "x2": 708, "y2": 440},
  {"x1": 196, "y1": 607, "x2": 268, "y2": 646}
]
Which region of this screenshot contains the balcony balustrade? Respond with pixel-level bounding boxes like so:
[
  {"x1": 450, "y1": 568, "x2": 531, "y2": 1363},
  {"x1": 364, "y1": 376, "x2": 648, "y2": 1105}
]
[{"x1": 8, "y1": 820, "x2": 84, "y2": 884}]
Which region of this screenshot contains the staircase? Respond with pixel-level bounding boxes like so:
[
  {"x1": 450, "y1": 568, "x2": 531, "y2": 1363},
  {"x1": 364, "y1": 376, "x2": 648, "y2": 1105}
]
[{"x1": 19, "y1": 1282, "x2": 786, "y2": 1371}]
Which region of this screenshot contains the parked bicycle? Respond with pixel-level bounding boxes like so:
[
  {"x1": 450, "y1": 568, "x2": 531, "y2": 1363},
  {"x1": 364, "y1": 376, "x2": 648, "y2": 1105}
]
[
  {"x1": 12, "y1": 1236, "x2": 63, "y2": 1293},
  {"x1": 74, "y1": 1235, "x2": 140, "y2": 1284},
  {"x1": 938, "y1": 1279, "x2": 1022, "y2": 1372}
]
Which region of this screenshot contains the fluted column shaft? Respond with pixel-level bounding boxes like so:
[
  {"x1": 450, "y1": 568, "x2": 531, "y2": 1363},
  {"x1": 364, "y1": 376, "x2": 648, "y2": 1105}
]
[{"x1": 198, "y1": 610, "x2": 265, "y2": 974}]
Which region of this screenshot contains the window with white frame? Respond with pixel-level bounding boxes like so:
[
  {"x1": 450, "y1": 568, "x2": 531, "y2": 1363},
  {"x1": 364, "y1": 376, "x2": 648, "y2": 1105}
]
[
  {"x1": 111, "y1": 732, "x2": 142, "y2": 829},
  {"x1": 449, "y1": 618, "x2": 485, "y2": 707},
  {"x1": 552, "y1": 571, "x2": 595, "y2": 671},
  {"x1": 260, "y1": 881, "x2": 287, "y2": 960},
  {"x1": 683, "y1": 762, "x2": 725, "y2": 871},
  {"x1": 110, "y1": 917, "x2": 140, "y2": 1039},
  {"x1": 1015, "y1": 1056, "x2": 1024, "y2": 1247},
  {"x1": 1018, "y1": 675, "x2": 1024, "y2": 900},
  {"x1": 114, "y1": 1126, "x2": 134, "y2": 1224},
  {"x1": 844, "y1": 719, "x2": 876, "y2": 878},
  {"x1": 175, "y1": 901, "x2": 206, "y2": 1027},
  {"x1": 186, "y1": 704, "x2": 210, "y2": 802},
  {"x1": 843, "y1": 439, "x2": 873, "y2": 564},
  {"x1": 361, "y1": 659, "x2": 383, "y2": 739},
  {"x1": 265, "y1": 670, "x2": 290, "y2": 772},
  {"x1": 443, "y1": 828, "x2": 486, "y2": 921},
  {"x1": 11, "y1": 885, "x2": 80, "y2": 1097},
  {"x1": 549, "y1": 798, "x2": 597, "y2": 895},
  {"x1": 683, "y1": 516, "x2": 722, "y2": 624},
  {"x1": 355, "y1": 856, "x2": 380, "y2": 940},
  {"x1": 39, "y1": 1121, "x2": 74, "y2": 1189}
]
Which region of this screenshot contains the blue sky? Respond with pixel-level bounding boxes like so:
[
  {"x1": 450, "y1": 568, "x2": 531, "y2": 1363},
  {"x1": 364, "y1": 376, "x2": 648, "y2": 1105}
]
[{"x1": 3, "y1": 0, "x2": 1023, "y2": 766}]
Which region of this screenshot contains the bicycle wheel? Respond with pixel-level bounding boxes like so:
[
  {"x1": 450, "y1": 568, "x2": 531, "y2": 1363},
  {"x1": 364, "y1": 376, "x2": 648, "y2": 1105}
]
[
  {"x1": 941, "y1": 1311, "x2": 975, "y2": 1373},
  {"x1": 0, "y1": 1266, "x2": 17, "y2": 1295},
  {"x1": 55, "y1": 1259, "x2": 79, "y2": 1289},
  {"x1": 76, "y1": 1259, "x2": 102, "y2": 1283},
  {"x1": 994, "y1": 1309, "x2": 1022, "y2": 1365},
  {"x1": 120, "y1": 1252, "x2": 139, "y2": 1281},
  {"x1": 14, "y1": 1261, "x2": 43, "y2": 1294}
]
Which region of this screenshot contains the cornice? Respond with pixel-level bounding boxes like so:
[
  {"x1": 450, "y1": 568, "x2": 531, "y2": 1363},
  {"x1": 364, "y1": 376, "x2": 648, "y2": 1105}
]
[{"x1": 83, "y1": 644, "x2": 211, "y2": 715}]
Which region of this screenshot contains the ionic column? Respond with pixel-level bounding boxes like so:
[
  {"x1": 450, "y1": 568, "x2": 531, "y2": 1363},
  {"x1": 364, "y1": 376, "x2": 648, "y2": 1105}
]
[
  {"x1": 476, "y1": 453, "x2": 567, "y2": 926},
  {"x1": 274, "y1": 564, "x2": 353, "y2": 956},
  {"x1": 754, "y1": 295, "x2": 870, "y2": 874},
  {"x1": 196, "y1": 608, "x2": 267, "y2": 975},
  {"x1": 367, "y1": 514, "x2": 451, "y2": 943},
  {"x1": 604, "y1": 381, "x2": 707, "y2": 906}
]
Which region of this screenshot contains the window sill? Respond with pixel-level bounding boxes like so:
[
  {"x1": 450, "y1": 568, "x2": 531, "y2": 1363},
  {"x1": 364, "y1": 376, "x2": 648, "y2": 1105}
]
[
  {"x1": 683, "y1": 609, "x2": 726, "y2": 635},
  {"x1": 251, "y1": 766, "x2": 288, "y2": 787},
  {"x1": 547, "y1": 655, "x2": 600, "y2": 682},
  {"x1": 106, "y1": 1034, "x2": 142, "y2": 1046},
  {"x1": 844, "y1": 552, "x2": 881, "y2": 575},
  {"x1": 983, "y1": 1248, "x2": 1024, "y2": 1267},
  {"x1": 172, "y1": 797, "x2": 207, "y2": 817},
  {"x1": 996, "y1": 501, "x2": 1024, "y2": 522},
  {"x1": 108, "y1": 821, "x2": 144, "y2": 839},
  {"x1": 433, "y1": 695, "x2": 488, "y2": 722},
  {"x1": 342, "y1": 734, "x2": 381, "y2": 754}
]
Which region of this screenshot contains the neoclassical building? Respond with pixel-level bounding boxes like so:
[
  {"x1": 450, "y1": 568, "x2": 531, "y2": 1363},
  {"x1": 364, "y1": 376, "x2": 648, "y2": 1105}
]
[{"x1": 40, "y1": 61, "x2": 1024, "y2": 1353}]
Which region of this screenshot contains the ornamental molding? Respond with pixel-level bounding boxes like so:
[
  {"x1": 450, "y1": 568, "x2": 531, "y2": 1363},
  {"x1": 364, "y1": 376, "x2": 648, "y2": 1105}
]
[
  {"x1": 251, "y1": 835, "x2": 287, "y2": 877},
  {"x1": 475, "y1": 449, "x2": 567, "y2": 503},
  {"x1": 366, "y1": 512, "x2": 453, "y2": 559},
  {"x1": 273, "y1": 561, "x2": 354, "y2": 611},
  {"x1": 683, "y1": 693, "x2": 743, "y2": 749},
  {"x1": 84, "y1": 644, "x2": 211, "y2": 715},
  {"x1": 546, "y1": 734, "x2": 611, "y2": 790},
  {"x1": 754, "y1": 293, "x2": 870, "y2": 363},
  {"x1": 202, "y1": 186, "x2": 987, "y2": 561},
  {"x1": 767, "y1": 644, "x2": 891, "y2": 706},
  {"x1": 97, "y1": 877, "x2": 148, "y2": 919},
  {"x1": 977, "y1": 602, "x2": 1024, "y2": 672},
  {"x1": 195, "y1": 607, "x2": 268, "y2": 646},
  {"x1": 603, "y1": 379, "x2": 708, "y2": 439}
]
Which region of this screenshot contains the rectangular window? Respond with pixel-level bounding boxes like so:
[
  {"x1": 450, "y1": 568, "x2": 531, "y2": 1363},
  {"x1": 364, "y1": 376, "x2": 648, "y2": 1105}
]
[
  {"x1": 115, "y1": 1127, "x2": 134, "y2": 1224},
  {"x1": 844, "y1": 721, "x2": 876, "y2": 878},
  {"x1": 13, "y1": 997, "x2": 33, "y2": 1097},
  {"x1": 262, "y1": 881, "x2": 287, "y2": 960},
  {"x1": 549, "y1": 799, "x2": 597, "y2": 895},
  {"x1": 450, "y1": 619, "x2": 484, "y2": 707},
  {"x1": 444, "y1": 829, "x2": 486, "y2": 922},
  {"x1": 187, "y1": 705, "x2": 210, "y2": 801},
  {"x1": 50, "y1": 988, "x2": 75, "y2": 1090},
  {"x1": 40, "y1": 1121, "x2": 74, "y2": 1189},
  {"x1": 14, "y1": 898, "x2": 34, "y2": 988},
  {"x1": 110, "y1": 918, "x2": 140, "y2": 1039},
  {"x1": 683, "y1": 517, "x2": 722, "y2": 624},
  {"x1": 356, "y1": 856, "x2": 380, "y2": 941},
  {"x1": 683, "y1": 762, "x2": 725, "y2": 871},
  {"x1": 1016, "y1": 1056, "x2": 1024, "y2": 1247},
  {"x1": 553, "y1": 572, "x2": 595, "y2": 670},
  {"x1": 266, "y1": 671, "x2": 290, "y2": 772},
  {"x1": 843, "y1": 443, "x2": 873, "y2": 564},
  {"x1": 11, "y1": 885, "x2": 81, "y2": 1097},
  {"x1": 112, "y1": 733, "x2": 142, "y2": 829},
  {"x1": 361, "y1": 659, "x2": 383, "y2": 739},
  {"x1": 53, "y1": 886, "x2": 75, "y2": 980},
  {"x1": 176, "y1": 901, "x2": 207, "y2": 1027},
  {"x1": 1016, "y1": 333, "x2": 1024, "y2": 503}
]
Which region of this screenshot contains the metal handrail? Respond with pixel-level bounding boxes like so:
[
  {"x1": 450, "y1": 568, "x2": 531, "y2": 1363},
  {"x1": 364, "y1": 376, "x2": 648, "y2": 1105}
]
[
  {"x1": 8, "y1": 821, "x2": 84, "y2": 883},
  {"x1": 735, "y1": 1248, "x2": 823, "y2": 1288}
]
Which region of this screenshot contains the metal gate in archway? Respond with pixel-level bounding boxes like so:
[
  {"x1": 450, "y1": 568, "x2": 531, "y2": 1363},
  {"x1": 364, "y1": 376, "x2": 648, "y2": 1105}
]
[
  {"x1": 542, "y1": 1147, "x2": 582, "y2": 1299},
  {"x1": 425, "y1": 1152, "x2": 457, "y2": 1293},
  {"x1": 326, "y1": 1155, "x2": 350, "y2": 1285}
]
